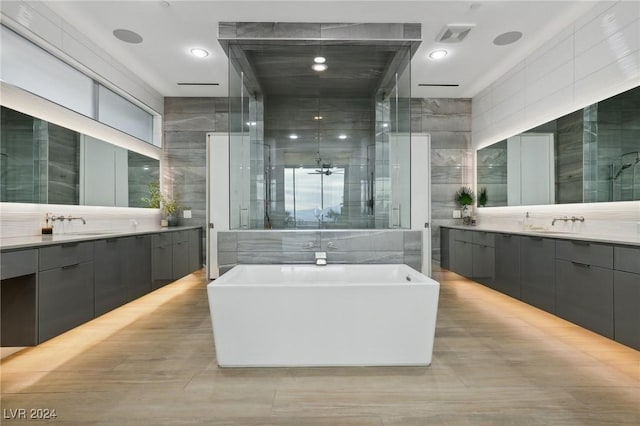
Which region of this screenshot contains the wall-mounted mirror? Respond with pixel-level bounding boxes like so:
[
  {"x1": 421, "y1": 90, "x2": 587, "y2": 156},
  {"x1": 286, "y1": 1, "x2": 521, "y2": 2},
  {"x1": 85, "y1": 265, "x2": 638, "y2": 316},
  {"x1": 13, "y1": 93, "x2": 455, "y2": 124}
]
[
  {"x1": 477, "y1": 85, "x2": 640, "y2": 207},
  {"x1": 0, "y1": 106, "x2": 159, "y2": 207}
]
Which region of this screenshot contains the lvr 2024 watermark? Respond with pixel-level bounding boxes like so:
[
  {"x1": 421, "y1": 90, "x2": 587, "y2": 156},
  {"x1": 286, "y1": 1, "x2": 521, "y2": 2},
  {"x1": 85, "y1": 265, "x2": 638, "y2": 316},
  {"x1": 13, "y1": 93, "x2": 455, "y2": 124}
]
[{"x1": 3, "y1": 408, "x2": 57, "y2": 420}]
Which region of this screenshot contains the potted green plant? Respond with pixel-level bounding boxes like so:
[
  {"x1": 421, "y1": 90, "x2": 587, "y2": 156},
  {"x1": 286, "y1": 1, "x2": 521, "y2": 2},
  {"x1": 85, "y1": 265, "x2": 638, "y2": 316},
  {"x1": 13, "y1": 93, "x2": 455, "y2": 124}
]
[
  {"x1": 454, "y1": 186, "x2": 474, "y2": 225},
  {"x1": 478, "y1": 187, "x2": 488, "y2": 207},
  {"x1": 162, "y1": 196, "x2": 180, "y2": 227}
]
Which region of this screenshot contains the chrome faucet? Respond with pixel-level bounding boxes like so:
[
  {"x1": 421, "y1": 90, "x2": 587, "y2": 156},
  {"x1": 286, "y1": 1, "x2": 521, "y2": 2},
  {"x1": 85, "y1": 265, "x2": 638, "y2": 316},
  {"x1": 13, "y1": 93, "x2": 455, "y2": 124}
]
[
  {"x1": 51, "y1": 214, "x2": 87, "y2": 225},
  {"x1": 552, "y1": 215, "x2": 584, "y2": 226},
  {"x1": 315, "y1": 252, "x2": 327, "y2": 266}
]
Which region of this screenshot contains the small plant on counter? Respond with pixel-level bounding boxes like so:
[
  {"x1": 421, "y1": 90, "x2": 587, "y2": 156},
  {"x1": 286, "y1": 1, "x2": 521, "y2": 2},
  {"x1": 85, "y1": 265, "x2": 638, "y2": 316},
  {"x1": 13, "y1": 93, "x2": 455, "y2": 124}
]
[
  {"x1": 454, "y1": 186, "x2": 474, "y2": 225},
  {"x1": 162, "y1": 196, "x2": 180, "y2": 227},
  {"x1": 454, "y1": 186, "x2": 474, "y2": 207}
]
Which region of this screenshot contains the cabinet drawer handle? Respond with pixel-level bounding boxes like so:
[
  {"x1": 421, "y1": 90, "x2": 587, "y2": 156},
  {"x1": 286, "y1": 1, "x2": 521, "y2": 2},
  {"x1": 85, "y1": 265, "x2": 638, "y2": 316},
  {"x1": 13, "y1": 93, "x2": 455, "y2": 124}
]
[
  {"x1": 501, "y1": 234, "x2": 512, "y2": 238},
  {"x1": 529, "y1": 237, "x2": 543, "y2": 241},
  {"x1": 61, "y1": 242, "x2": 79, "y2": 248},
  {"x1": 106, "y1": 239, "x2": 117, "y2": 243},
  {"x1": 572, "y1": 241, "x2": 590, "y2": 246},
  {"x1": 136, "y1": 236, "x2": 145, "y2": 239},
  {"x1": 571, "y1": 261, "x2": 590, "y2": 268},
  {"x1": 62, "y1": 263, "x2": 79, "y2": 270}
]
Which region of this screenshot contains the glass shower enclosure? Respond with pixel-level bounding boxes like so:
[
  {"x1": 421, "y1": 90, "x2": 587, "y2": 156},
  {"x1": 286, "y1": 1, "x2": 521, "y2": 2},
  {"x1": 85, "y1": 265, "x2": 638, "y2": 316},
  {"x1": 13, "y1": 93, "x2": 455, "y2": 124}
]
[{"x1": 227, "y1": 41, "x2": 412, "y2": 230}]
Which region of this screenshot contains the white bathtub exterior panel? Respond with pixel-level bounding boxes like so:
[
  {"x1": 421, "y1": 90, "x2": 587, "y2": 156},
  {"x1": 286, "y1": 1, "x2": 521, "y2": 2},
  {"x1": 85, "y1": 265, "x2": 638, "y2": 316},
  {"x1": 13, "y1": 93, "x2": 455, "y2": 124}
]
[{"x1": 207, "y1": 264, "x2": 440, "y2": 367}]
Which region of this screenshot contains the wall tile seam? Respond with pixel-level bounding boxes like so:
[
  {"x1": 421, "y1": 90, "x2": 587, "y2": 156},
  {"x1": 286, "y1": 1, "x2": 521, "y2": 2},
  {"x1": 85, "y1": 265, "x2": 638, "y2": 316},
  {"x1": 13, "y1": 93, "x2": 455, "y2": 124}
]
[
  {"x1": 526, "y1": 28, "x2": 576, "y2": 65},
  {"x1": 573, "y1": 1, "x2": 634, "y2": 37},
  {"x1": 574, "y1": 47, "x2": 640, "y2": 87}
]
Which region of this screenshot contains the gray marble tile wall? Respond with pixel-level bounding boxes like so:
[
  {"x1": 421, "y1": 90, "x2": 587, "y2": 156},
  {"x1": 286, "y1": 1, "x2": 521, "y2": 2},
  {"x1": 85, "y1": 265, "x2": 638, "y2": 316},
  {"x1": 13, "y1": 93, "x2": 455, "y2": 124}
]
[
  {"x1": 164, "y1": 96, "x2": 471, "y2": 266},
  {"x1": 163, "y1": 97, "x2": 229, "y2": 258},
  {"x1": 411, "y1": 98, "x2": 472, "y2": 263},
  {"x1": 218, "y1": 229, "x2": 422, "y2": 274},
  {"x1": 220, "y1": 22, "x2": 420, "y2": 41}
]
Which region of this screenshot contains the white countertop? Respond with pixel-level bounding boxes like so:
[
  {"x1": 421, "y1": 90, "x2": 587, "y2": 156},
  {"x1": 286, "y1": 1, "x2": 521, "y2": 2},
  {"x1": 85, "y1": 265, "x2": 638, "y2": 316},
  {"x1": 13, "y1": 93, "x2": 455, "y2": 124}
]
[
  {"x1": 441, "y1": 224, "x2": 640, "y2": 247},
  {"x1": 0, "y1": 226, "x2": 202, "y2": 251}
]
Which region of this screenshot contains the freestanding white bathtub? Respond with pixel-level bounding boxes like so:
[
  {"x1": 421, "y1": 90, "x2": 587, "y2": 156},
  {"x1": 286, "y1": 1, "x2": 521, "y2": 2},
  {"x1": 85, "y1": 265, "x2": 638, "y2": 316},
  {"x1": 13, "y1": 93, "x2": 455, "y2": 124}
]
[{"x1": 207, "y1": 264, "x2": 440, "y2": 367}]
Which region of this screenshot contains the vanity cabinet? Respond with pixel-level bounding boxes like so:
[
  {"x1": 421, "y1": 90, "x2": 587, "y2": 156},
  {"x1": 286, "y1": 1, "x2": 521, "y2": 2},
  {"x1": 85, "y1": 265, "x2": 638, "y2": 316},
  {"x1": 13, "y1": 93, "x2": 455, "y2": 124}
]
[
  {"x1": 94, "y1": 238, "x2": 126, "y2": 316},
  {"x1": 172, "y1": 231, "x2": 190, "y2": 280},
  {"x1": 443, "y1": 225, "x2": 639, "y2": 350},
  {"x1": 520, "y1": 236, "x2": 556, "y2": 314},
  {"x1": 613, "y1": 246, "x2": 640, "y2": 350},
  {"x1": 188, "y1": 228, "x2": 202, "y2": 272},
  {"x1": 451, "y1": 230, "x2": 473, "y2": 278},
  {"x1": 152, "y1": 228, "x2": 201, "y2": 289},
  {"x1": 440, "y1": 227, "x2": 450, "y2": 269},
  {"x1": 471, "y1": 231, "x2": 495, "y2": 287},
  {"x1": 1, "y1": 249, "x2": 38, "y2": 346},
  {"x1": 125, "y1": 235, "x2": 152, "y2": 300},
  {"x1": 152, "y1": 233, "x2": 174, "y2": 289},
  {"x1": 555, "y1": 241, "x2": 614, "y2": 339},
  {"x1": 1, "y1": 227, "x2": 201, "y2": 347},
  {"x1": 94, "y1": 235, "x2": 151, "y2": 316},
  {"x1": 38, "y1": 242, "x2": 95, "y2": 343},
  {"x1": 493, "y1": 233, "x2": 521, "y2": 299}
]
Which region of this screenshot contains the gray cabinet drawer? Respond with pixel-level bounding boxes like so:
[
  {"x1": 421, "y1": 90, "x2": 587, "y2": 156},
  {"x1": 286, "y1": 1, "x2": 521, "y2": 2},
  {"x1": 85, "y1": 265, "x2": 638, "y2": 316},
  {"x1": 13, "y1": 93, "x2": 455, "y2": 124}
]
[
  {"x1": 472, "y1": 231, "x2": 495, "y2": 247},
  {"x1": 614, "y1": 270, "x2": 640, "y2": 350},
  {"x1": 152, "y1": 232, "x2": 172, "y2": 247},
  {"x1": 1, "y1": 249, "x2": 37, "y2": 279},
  {"x1": 521, "y1": 236, "x2": 556, "y2": 314},
  {"x1": 555, "y1": 260, "x2": 614, "y2": 339},
  {"x1": 38, "y1": 261, "x2": 95, "y2": 342},
  {"x1": 172, "y1": 230, "x2": 189, "y2": 244},
  {"x1": 453, "y1": 229, "x2": 473, "y2": 243},
  {"x1": 555, "y1": 240, "x2": 613, "y2": 269},
  {"x1": 614, "y1": 246, "x2": 640, "y2": 274},
  {"x1": 39, "y1": 241, "x2": 94, "y2": 271}
]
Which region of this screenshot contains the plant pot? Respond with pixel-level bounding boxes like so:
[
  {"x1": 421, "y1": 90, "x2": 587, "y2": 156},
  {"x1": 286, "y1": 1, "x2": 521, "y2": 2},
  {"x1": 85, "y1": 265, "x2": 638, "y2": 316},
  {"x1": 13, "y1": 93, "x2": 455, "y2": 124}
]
[
  {"x1": 461, "y1": 205, "x2": 472, "y2": 225},
  {"x1": 167, "y1": 214, "x2": 179, "y2": 227}
]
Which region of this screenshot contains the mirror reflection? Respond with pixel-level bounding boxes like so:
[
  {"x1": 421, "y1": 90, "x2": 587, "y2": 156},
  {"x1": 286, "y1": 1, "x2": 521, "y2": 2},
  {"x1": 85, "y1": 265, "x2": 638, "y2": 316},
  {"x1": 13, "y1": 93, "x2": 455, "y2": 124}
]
[
  {"x1": 477, "y1": 85, "x2": 640, "y2": 206},
  {"x1": 0, "y1": 106, "x2": 159, "y2": 207}
]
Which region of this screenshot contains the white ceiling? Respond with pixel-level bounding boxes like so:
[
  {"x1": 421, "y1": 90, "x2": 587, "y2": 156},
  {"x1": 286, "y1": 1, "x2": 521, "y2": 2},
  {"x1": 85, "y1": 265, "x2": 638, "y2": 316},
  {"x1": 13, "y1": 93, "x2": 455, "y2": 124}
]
[{"x1": 44, "y1": 1, "x2": 599, "y2": 99}]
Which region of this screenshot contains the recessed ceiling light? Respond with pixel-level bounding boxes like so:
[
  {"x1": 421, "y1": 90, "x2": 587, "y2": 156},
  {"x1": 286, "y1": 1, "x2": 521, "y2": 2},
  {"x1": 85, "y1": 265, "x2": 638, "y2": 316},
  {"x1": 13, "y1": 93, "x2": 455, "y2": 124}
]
[
  {"x1": 246, "y1": 121, "x2": 257, "y2": 126},
  {"x1": 289, "y1": 134, "x2": 299, "y2": 140},
  {"x1": 113, "y1": 29, "x2": 143, "y2": 44},
  {"x1": 428, "y1": 49, "x2": 448, "y2": 60},
  {"x1": 190, "y1": 48, "x2": 209, "y2": 58},
  {"x1": 493, "y1": 31, "x2": 523, "y2": 46},
  {"x1": 314, "y1": 56, "x2": 326, "y2": 64},
  {"x1": 338, "y1": 134, "x2": 347, "y2": 140},
  {"x1": 314, "y1": 115, "x2": 323, "y2": 120},
  {"x1": 312, "y1": 63, "x2": 328, "y2": 72},
  {"x1": 382, "y1": 123, "x2": 389, "y2": 128}
]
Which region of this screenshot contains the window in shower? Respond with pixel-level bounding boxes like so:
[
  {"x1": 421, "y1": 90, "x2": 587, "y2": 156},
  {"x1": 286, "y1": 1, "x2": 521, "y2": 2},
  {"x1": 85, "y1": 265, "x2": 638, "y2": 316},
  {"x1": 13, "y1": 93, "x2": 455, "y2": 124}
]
[{"x1": 284, "y1": 166, "x2": 345, "y2": 228}]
